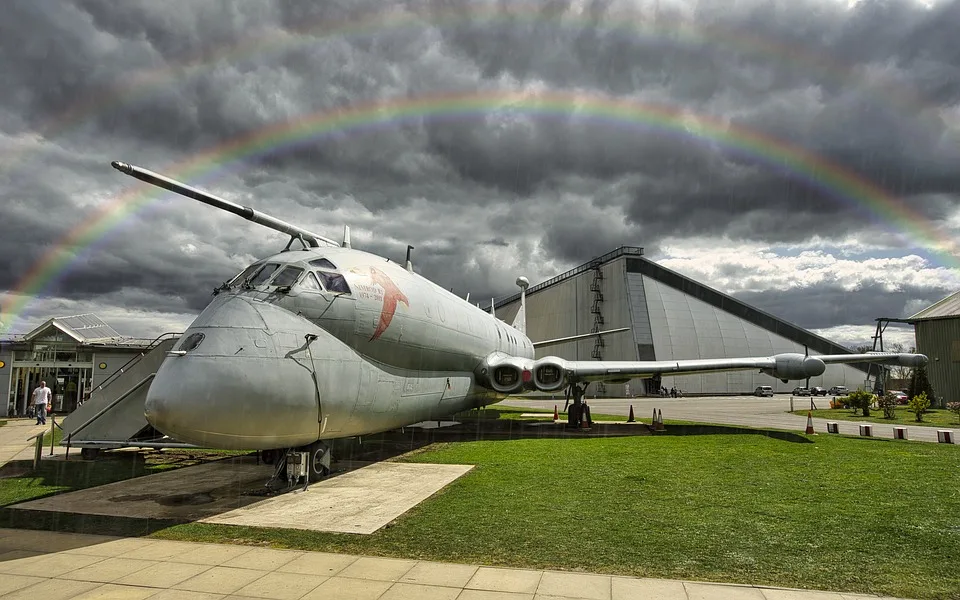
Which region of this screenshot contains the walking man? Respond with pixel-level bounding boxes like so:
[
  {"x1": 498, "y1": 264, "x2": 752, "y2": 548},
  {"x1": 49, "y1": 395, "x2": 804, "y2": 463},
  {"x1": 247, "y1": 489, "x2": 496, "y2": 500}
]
[{"x1": 32, "y1": 380, "x2": 51, "y2": 425}]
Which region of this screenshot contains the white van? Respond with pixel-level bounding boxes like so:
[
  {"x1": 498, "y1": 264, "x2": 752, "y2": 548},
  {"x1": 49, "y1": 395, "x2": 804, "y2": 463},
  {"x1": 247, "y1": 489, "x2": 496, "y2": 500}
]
[{"x1": 754, "y1": 385, "x2": 774, "y2": 397}]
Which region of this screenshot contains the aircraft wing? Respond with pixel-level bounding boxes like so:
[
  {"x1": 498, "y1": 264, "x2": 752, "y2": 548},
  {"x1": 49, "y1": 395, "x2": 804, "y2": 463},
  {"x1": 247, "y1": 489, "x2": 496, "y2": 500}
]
[{"x1": 499, "y1": 351, "x2": 929, "y2": 393}]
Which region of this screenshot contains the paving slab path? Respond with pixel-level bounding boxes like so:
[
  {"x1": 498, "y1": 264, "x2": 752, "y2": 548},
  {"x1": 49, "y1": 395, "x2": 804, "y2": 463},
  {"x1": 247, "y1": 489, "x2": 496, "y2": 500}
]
[{"x1": 0, "y1": 527, "x2": 915, "y2": 600}]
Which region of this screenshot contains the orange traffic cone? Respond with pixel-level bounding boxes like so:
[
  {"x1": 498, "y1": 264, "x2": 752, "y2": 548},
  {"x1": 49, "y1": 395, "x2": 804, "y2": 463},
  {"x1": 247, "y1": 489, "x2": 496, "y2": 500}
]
[
  {"x1": 657, "y1": 409, "x2": 664, "y2": 431},
  {"x1": 627, "y1": 405, "x2": 635, "y2": 423},
  {"x1": 805, "y1": 411, "x2": 815, "y2": 435},
  {"x1": 553, "y1": 405, "x2": 559, "y2": 423}
]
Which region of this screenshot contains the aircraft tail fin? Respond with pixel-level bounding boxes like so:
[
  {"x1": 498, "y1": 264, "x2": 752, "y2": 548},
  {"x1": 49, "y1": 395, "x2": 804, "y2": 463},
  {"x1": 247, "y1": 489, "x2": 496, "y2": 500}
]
[{"x1": 511, "y1": 277, "x2": 530, "y2": 334}]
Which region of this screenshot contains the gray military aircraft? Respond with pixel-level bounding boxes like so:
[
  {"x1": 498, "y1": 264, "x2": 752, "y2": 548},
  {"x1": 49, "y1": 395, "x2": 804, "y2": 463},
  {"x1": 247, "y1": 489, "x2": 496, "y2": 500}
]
[{"x1": 111, "y1": 161, "x2": 928, "y2": 478}]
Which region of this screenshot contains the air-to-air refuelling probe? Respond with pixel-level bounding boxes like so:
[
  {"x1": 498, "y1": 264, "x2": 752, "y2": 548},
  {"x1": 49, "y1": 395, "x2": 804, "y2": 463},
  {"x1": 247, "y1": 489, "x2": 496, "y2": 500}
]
[{"x1": 111, "y1": 161, "x2": 928, "y2": 478}]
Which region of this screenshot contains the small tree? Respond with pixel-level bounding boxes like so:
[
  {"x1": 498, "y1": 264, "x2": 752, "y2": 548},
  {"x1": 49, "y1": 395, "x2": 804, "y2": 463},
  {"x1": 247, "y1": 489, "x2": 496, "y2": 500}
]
[
  {"x1": 877, "y1": 392, "x2": 898, "y2": 420},
  {"x1": 908, "y1": 366, "x2": 936, "y2": 407},
  {"x1": 947, "y1": 401, "x2": 960, "y2": 425},
  {"x1": 847, "y1": 389, "x2": 874, "y2": 417},
  {"x1": 908, "y1": 392, "x2": 931, "y2": 422}
]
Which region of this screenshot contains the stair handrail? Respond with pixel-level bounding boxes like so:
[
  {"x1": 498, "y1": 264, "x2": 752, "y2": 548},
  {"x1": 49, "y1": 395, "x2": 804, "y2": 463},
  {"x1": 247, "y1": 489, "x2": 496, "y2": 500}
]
[
  {"x1": 91, "y1": 332, "x2": 180, "y2": 396},
  {"x1": 65, "y1": 373, "x2": 156, "y2": 451}
]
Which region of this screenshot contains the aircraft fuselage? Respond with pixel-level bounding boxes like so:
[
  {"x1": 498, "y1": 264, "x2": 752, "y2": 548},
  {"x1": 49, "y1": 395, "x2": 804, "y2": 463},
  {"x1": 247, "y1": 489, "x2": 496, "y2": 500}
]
[{"x1": 145, "y1": 246, "x2": 533, "y2": 449}]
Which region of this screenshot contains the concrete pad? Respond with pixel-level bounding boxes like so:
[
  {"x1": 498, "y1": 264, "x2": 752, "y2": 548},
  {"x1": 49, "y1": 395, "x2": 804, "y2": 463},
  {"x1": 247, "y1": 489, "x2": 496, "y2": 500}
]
[
  {"x1": 400, "y1": 561, "x2": 479, "y2": 587},
  {"x1": 233, "y1": 571, "x2": 329, "y2": 599},
  {"x1": 336, "y1": 556, "x2": 418, "y2": 581},
  {"x1": 58, "y1": 557, "x2": 159, "y2": 583},
  {"x1": 70, "y1": 583, "x2": 161, "y2": 599},
  {"x1": 686, "y1": 582, "x2": 767, "y2": 599},
  {"x1": 221, "y1": 547, "x2": 304, "y2": 571},
  {"x1": 612, "y1": 577, "x2": 688, "y2": 599},
  {"x1": 0, "y1": 577, "x2": 101, "y2": 600},
  {"x1": 379, "y1": 582, "x2": 462, "y2": 600},
  {"x1": 9, "y1": 459, "x2": 274, "y2": 520},
  {"x1": 467, "y1": 567, "x2": 544, "y2": 594},
  {"x1": 458, "y1": 591, "x2": 535, "y2": 600},
  {"x1": 538, "y1": 571, "x2": 611, "y2": 600},
  {"x1": 0, "y1": 573, "x2": 46, "y2": 595},
  {"x1": 276, "y1": 551, "x2": 358, "y2": 576},
  {"x1": 301, "y1": 576, "x2": 394, "y2": 600},
  {"x1": 113, "y1": 561, "x2": 213, "y2": 588},
  {"x1": 200, "y1": 462, "x2": 474, "y2": 534},
  {"x1": 173, "y1": 565, "x2": 268, "y2": 594},
  {"x1": 0, "y1": 529, "x2": 118, "y2": 553}
]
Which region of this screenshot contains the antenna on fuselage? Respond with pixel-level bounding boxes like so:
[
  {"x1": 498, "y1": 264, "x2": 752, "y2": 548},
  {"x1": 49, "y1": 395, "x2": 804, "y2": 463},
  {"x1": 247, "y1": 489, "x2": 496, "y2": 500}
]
[
  {"x1": 490, "y1": 298, "x2": 496, "y2": 318},
  {"x1": 405, "y1": 245, "x2": 415, "y2": 273},
  {"x1": 342, "y1": 225, "x2": 351, "y2": 248},
  {"x1": 110, "y1": 161, "x2": 339, "y2": 248},
  {"x1": 465, "y1": 292, "x2": 470, "y2": 302}
]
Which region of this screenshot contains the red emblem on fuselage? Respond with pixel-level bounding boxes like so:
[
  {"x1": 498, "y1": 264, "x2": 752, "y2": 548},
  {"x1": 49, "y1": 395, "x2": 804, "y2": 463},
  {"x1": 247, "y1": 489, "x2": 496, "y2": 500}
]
[{"x1": 368, "y1": 267, "x2": 409, "y2": 341}]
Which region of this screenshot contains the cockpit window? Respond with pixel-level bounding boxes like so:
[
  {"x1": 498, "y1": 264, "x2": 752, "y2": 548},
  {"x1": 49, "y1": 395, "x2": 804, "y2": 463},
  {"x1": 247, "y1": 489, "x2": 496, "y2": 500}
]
[
  {"x1": 228, "y1": 262, "x2": 264, "y2": 287},
  {"x1": 270, "y1": 266, "x2": 304, "y2": 287},
  {"x1": 318, "y1": 271, "x2": 351, "y2": 294},
  {"x1": 300, "y1": 272, "x2": 322, "y2": 292},
  {"x1": 247, "y1": 263, "x2": 281, "y2": 286},
  {"x1": 309, "y1": 258, "x2": 338, "y2": 270}
]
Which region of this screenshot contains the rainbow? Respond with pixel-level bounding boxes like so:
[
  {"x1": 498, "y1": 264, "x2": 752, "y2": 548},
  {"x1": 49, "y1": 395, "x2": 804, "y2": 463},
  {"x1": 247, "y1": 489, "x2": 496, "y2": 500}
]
[{"x1": 2, "y1": 89, "x2": 955, "y2": 334}]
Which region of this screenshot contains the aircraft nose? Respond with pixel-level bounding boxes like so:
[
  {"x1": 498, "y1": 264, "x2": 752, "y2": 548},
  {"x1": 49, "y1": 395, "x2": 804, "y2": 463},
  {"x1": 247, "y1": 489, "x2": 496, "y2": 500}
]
[{"x1": 145, "y1": 297, "x2": 321, "y2": 450}]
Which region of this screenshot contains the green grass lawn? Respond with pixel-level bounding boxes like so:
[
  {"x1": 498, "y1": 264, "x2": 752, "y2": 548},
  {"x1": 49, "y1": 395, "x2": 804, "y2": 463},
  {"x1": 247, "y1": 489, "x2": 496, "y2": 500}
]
[
  {"x1": 793, "y1": 407, "x2": 960, "y2": 428},
  {"x1": 151, "y1": 432, "x2": 960, "y2": 599},
  {"x1": 0, "y1": 420, "x2": 6, "y2": 427}
]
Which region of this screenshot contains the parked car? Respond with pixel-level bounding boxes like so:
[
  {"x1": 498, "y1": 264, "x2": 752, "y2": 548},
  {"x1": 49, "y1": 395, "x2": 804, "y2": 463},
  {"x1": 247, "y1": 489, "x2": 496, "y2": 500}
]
[
  {"x1": 754, "y1": 385, "x2": 774, "y2": 397},
  {"x1": 828, "y1": 386, "x2": 848, "y2": 396},
  {"x1": 889, "y1": 390, "x2": 908, "y2": 405},
  {"x1": 809, "y1": 386, "x2": 827, "y2": 396},
  {"x1": 792, "y1": 387, "x2": 811, "y2": 396}
]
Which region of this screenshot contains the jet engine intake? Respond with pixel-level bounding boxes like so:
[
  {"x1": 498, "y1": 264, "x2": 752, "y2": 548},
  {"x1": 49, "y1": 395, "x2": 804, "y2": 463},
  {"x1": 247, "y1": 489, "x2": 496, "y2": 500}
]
[
  {"x1": 479, "y1": 354, "x2": 534, "y2": 394},
  {"x1": 763, "y1": 353, "x2": 826, "y2": 381},
  {"x1": 532, "y1": 357, "x2": 570, "y2": 392}
]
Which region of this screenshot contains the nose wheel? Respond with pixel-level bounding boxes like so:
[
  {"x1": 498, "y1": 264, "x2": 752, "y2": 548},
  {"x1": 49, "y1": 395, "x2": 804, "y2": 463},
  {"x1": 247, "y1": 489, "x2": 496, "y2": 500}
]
[{"x1": 564, "y1": 383, "x2": 591, "y2": 429}]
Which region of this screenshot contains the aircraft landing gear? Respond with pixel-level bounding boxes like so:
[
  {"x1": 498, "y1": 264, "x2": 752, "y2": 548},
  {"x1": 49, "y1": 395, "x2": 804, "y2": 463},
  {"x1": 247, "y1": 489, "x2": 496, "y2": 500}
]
[
  {"x1": 262, "y1": 441, "x2": 332, "y2": 492},
  {"x1": 564, "y1": 383, "x2": 591, "y2": 429}
]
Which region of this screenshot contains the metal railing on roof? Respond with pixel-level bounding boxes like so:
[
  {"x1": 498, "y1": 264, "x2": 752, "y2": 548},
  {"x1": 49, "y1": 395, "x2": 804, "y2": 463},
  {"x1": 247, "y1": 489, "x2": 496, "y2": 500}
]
[{"x1": 484, "y1": 246, "x2": 643, "y2": 310}]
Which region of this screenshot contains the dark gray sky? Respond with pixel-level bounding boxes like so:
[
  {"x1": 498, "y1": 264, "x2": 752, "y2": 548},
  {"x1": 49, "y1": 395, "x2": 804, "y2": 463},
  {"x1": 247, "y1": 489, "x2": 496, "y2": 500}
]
[{"x1": 2, "y1": 0, "x2": 958, "y2": 347}]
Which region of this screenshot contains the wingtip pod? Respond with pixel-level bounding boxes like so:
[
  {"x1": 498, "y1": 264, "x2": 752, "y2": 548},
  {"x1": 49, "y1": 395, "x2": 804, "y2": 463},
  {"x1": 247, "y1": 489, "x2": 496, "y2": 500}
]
[
  {"x1": 111, "y1": 160, "x2": 132, "y2": 174},
  {"x1": 901, "y1": 353, "x2": 928, "y2": 368}
]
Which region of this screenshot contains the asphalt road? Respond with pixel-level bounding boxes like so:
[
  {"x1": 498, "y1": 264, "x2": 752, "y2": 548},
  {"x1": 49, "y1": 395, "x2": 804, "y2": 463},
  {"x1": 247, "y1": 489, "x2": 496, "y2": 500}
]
[{"x1": 502, "y1": 395, "x2": 956, "y2": 444}]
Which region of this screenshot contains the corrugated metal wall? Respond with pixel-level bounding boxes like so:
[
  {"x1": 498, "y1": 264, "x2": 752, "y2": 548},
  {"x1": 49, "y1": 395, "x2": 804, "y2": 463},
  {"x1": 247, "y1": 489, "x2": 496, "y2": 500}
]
[{"x1": 915, "y1": 318, "x2": 959, "y2": 405}]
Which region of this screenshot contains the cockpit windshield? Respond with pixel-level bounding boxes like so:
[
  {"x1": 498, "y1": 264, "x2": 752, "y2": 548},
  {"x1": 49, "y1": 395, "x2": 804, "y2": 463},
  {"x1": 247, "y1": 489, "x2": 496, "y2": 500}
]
[
  {"x1": 227, "y1": 262, "x2": 264, "y2": 287},
  {"x1": 247, "y1": 263, "x2": 281, "y2": 286},
  {"x1": 271, "y1": 266, "x2": 304, "y2": 287}
]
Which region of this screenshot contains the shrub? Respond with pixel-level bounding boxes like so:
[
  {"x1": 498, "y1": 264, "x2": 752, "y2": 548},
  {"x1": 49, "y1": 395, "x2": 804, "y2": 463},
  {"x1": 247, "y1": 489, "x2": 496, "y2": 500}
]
[
  {"x1": 847, "y1": 389, "x2": 874, "y2": 417},
  {"x1": 947, "y1": 401, "x2": 960, "y2": 425},
  {"x1": 908, "y1": 392, "x2": 931, "y2": 422},
  {"x1": 877, "y1": 393, "x2": 898, "y2": 419}
]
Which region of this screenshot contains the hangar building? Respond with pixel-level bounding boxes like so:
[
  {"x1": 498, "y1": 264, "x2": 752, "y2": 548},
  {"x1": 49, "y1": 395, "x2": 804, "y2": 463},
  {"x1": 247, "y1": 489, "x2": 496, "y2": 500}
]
[
  {"x1": 494, "y1": 246, "x2": 875, "y2": 397},
  {"x1": 0, "y1": 314, "x2": 155, "y2": 418},
  {"x1": 908, "y1": 290, "x2": 960, "y2": 405}
]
